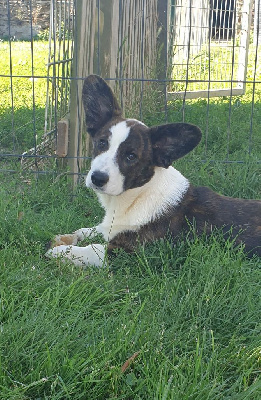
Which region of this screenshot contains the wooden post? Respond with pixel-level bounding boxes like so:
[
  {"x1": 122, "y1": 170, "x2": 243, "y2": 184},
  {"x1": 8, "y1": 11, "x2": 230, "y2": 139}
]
[
  {"x1": 68, "y1": 0, "x2": 84, "y2": 184},
  {"x1": 98, "y1": 0, "x2": 114, "y2": 77},
  {"x1": 254, "y1": 0, "x2": 261, "y2": 46},
  {"x1": 56, "y1": 118, "x2": 69, "y2": 157},
  {"x1": 68, "y1": 0, "x2": 96, "y2": 184},
  {"x1": 157, "y1": 0, "x2": 169, "y2": 93},
  {"x1": 237, "y1": 0, "x2": 254, "y2": 94}
]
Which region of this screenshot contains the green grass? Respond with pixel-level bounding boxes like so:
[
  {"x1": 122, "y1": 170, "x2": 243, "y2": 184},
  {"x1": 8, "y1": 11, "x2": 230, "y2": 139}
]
[
  {"x1": 170, "y1": 41, "x2": 261, "y2": 92},
  {"x1": 0, "y1": 40, "x2": 261, "y2": 399},
  {"x1": 0, "y1": 41, "x2": 48, "y2": 152},
  {"x1": 0, "y1": 171, "x2": 260, "y2": 400}
]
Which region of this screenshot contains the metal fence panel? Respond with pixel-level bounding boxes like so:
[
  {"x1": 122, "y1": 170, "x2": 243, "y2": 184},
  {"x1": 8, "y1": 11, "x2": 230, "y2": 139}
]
[{"x1": 0, "y1": 0, "x2": 260, "y2": 180}]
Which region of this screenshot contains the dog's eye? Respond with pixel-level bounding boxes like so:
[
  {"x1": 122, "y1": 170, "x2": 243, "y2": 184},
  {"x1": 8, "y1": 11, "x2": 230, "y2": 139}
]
[
  {"x1": 97, "y1": 139, "x2": 108, "y2": 151},
  {"x1": 126, "y1": 153, "x2": 137, "y2": 162}
]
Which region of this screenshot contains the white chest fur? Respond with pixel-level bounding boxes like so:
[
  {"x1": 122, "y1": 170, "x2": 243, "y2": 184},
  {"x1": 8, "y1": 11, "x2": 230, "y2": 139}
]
[{"x1": 96, "y1": 166, "x2": 189, "y2": 240}]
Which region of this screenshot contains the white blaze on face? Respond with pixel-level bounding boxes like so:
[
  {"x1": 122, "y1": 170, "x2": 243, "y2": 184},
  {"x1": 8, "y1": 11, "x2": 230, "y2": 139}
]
[{"x1": 86, "y1": 121, "x2": 130, "y2": 195}]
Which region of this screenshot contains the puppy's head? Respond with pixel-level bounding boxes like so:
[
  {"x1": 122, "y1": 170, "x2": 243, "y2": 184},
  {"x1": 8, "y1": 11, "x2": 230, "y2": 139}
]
[{"x1": 83, "y1": 75, "x2": 202, "y2": 196}]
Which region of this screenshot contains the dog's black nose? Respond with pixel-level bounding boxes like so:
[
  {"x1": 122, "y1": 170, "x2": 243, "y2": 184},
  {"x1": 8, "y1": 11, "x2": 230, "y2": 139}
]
[{"x1": 91, "y1": 171, "x2": 109, "y2": 187}]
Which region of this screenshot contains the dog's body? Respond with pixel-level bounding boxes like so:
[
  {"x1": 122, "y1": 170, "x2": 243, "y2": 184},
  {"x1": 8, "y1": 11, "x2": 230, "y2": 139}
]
[{"x1": 46, "y1": 75, "x2": 261, "y2": 266}]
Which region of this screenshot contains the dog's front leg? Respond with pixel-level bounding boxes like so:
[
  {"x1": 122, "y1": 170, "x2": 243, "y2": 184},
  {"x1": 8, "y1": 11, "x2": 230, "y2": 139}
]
[
  {"x1": 46, "y1": 243, "x2": 106, "y2": 267},
  {"x1": 51, "y1": 226, "x2": 101, "y2": 247}
]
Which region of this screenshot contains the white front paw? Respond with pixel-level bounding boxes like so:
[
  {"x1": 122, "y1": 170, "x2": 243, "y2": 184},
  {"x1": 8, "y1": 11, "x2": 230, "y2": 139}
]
[
  {"x1": 83, "y1": 244, "x2": 107, "y2": 267},
  {"x1": 46, "y1": 244, "x2": 107, "y2": 268},
  {"x1": 46, "y1": 245, "x2": 72, "y2": 259}
]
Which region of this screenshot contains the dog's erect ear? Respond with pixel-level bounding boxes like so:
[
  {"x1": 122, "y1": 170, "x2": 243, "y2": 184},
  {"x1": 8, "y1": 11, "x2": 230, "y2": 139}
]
[
  {"x1": 150, "y1": 123, "x2": 202, "y2": 168},
  {"x1": 82, "y1": 75, "x2": 122, "y2": 136}
]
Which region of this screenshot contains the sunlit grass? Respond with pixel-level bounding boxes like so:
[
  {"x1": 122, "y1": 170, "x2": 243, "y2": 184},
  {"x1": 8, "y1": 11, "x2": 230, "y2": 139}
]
[
  {"x1": 0, "y1": 41, "x2": 48, "y2": 152},
  {"x1": 170, "y1": 41, "x2": 261, "y2": 92}
]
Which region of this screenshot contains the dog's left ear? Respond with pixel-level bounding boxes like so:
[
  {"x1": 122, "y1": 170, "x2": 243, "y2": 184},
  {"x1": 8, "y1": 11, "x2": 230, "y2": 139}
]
[{"x1": 150, "y1": 123, "x2": 202, "y2": 168}]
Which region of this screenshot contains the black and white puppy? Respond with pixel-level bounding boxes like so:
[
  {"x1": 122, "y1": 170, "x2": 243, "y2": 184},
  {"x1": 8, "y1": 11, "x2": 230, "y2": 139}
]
[{"x1": 46, "y1": 75, "x2": 261, "y2": 266}]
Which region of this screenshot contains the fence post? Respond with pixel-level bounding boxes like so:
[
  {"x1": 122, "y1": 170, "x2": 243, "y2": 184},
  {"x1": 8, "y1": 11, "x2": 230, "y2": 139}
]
[
  {"x1": 97, "y1": 0, "x2": 116, "y2": 78},
  {"x1": 68, "y1": 0, "x2": 96, "y2": 184},
  {"x1": 237, "y1": 0, "x2": 254, "y2": 94},
  {"x1": 157, "y1": 0, "x2": 169, "y2": 94},
  {"x1": 254, "y1": 0, "x2": 260, "y2": 47}
]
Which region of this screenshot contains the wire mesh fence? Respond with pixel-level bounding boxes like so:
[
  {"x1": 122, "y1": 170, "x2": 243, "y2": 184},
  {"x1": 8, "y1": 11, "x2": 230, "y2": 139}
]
[
  {"x1": 0, "y1": 0, "x2": 75, "y2": 174},
  {"x1": 169, "y1": 0, "x2": 252, "y2": 96},
  {"x1": 0, "y1": 0, "x2": 260, "y2": 181}
]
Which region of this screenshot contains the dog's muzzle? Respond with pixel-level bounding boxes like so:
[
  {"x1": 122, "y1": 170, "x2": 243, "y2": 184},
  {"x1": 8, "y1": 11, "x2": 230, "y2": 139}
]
[{"x1": 91, "y1": 171, "x2": 109, "y2": 187}]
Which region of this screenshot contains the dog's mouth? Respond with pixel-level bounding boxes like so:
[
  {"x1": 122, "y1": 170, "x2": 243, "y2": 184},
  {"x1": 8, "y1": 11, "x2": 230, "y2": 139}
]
[
  {"x1": 91, "y1": 183, "x2": 105, "y2": 193},
  {"x1": 86, "y1": 179, "x2": 105, "y2": 193}
]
